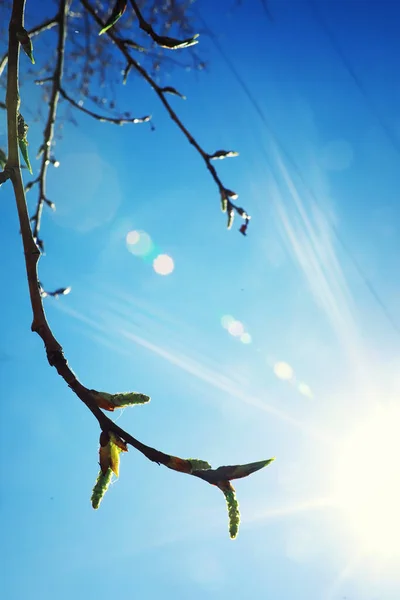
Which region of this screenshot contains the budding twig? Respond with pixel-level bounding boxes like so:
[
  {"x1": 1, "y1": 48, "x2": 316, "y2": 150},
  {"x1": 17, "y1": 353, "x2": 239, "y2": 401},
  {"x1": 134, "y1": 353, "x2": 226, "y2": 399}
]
[
  {"x1": 81, "y1": 0, "x2": 250, "y2": 232},
  {"x1": 0, "y1": 14, "x2": 58, "y2": 78},
  {"x1": 59, "y1": 86, "x2": 151, "y2": 125}
]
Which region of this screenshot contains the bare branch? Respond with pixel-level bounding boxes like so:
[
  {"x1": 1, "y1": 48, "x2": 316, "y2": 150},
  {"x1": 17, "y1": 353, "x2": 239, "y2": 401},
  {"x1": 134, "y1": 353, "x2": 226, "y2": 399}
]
[
  {"x1": 59, "y1": 86, "x2": 151, "y2": 125},
  {"x1": 39, "y1": 282, "x2": 71, "y2": 298},
  {"x1": 4, "y1": 0, "x2": 273, "y2": 539},
  {"x1": 31, "y1": 1, "x2": 69, "y2": 249},
  {"x1": 0, "y1": 168, "x2": 11, "y2": 185},
  {"x1": 7, "y1": 0, "x2": 260, "y2": 494},
  {"x1": 81, "y1": 0, "x2": 250, "y2": 232},
  {"x1": 128, "y1": 0, "x2": 199, "y2": 49}
]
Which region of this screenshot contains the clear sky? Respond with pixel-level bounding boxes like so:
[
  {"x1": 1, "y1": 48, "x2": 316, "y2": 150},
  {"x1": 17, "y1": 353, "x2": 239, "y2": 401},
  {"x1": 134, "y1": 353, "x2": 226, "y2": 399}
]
[{"x1": 1, "y1": 1, "x2": 400, "y2": 598}]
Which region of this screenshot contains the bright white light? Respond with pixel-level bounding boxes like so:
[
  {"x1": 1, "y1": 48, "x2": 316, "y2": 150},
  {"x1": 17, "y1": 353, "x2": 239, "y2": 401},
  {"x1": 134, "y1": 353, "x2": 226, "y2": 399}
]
[
  {"x1": 240, "y1": 332, "x2": 252, "y2": 344},
  {"x1": 332, "y1": 404, "x2": 400, "y2": 558},
  {"x1": 153, "y1": 254, "x2": 174, "y2": 275},
  {"x1": 126, "y1": 230, "x2": 153, "y2": 256},
  {"x1": 228, "y1": 320, "x2": 245, "y2": 337},
  {"x1": 298, "y1": 382, "x2": 313, "y2": 398},
  {"x1": 126, "y1": 230, "x2": 140, "y2": 245},
  {"x1": 273, "y1": 361, "x2": 293, "y2": 381},
  {"x1": 221, "y1": 315, "x2": 235, "y2": 330}
]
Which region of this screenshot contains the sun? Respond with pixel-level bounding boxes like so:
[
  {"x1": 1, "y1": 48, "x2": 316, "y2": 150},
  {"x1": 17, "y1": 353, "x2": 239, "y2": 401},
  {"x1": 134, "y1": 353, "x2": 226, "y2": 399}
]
[{"x1": 332, "y1": 403, "x2": 400, "y2": 560}]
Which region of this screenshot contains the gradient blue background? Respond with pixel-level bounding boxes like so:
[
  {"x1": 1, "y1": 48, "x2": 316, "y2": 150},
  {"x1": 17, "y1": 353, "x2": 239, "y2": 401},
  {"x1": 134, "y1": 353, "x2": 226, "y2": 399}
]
[{"x1": 1, "y1": 1, "x2": 400, "y2": 598}]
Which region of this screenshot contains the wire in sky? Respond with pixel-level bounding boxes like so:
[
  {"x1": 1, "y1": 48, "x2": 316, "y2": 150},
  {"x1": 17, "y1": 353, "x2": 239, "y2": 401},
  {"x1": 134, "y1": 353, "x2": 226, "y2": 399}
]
[
  {"x1": 308, "y1": 0, "x2": 400, "y2": 158},
  {"x1": 260, "y1": 0, "x2": 274, "y2": 22},
  {"x1": 196, "y1": 11, "x2": 400, "y2": 339}
]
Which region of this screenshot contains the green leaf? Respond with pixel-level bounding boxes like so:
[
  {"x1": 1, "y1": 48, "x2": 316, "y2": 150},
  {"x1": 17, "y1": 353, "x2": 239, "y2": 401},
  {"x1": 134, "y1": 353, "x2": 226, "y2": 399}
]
[
  {"x1": 109, "y1": 440, "x2": 121, "y2": 477},
  {"x1": 99, "y1": 0, "x2": 127, "y2": 35},
  {"x1": 18, "y1": 139, "x2": 32, "y2": 174},
  {"x1": 192, "y1": 457, "x2": 275, "y2": 484},
  {"x1": 210, "y1": 150, "x2": 239, "y2": 160},
  {"x1": 17, "y1": 114, "x2": 32, "y2": 174},
  {"x1": 161, "y1": 86, "x2": 186, "y2": 100},
  {"x1": 188, "y1": 459, "x2": 212, "y2": 471},
  {"x1": 217, "y1": 481, "x2": 240, "y2": 539},
  {"x1": 93, "y1": 390, "x2": 151, "y2": 411},
  {"x1": 16, "y1": 28, "x2": 35, "y2": 64},
  {"x1": 98, "y1": 430, "x2": 127, "y2": 477},
  {"x1": 109, "y1": 431, "x2": 128, "y2": 477},
  {"x1": 227, "y1": 208, "x2": 234, "y2": 230},
  {"x1": 227, "y1": 458, "x2": 276, "y2": 480},
  {"x1": 158, "y1": 33, "x2": 199, "y2": 50},
  {"x1": 91, "y1": 468, "x2": 113, "y2": 509},
  {"x1": 220, "y1": 190, "x2": 228, "y2": 213}
]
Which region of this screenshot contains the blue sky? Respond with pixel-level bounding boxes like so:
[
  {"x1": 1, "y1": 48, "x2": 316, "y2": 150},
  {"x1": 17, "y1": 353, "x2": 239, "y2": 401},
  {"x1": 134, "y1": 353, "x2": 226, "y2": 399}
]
[{"x1": 1, "y1": 0, "x2": 400, "y2": 598}]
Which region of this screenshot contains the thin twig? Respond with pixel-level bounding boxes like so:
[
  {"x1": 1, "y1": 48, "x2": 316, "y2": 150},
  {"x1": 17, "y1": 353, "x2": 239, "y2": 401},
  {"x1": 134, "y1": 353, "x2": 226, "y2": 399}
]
[
  {"x1": 0, "y1": 169, "x2": 11, "y2": 185},
  {"x1": 31, "y1": 1, "x2": 69, "y2": 248},
  {"x1": 59, "y1": 86, "x2": 151, "y2": 125},
  {"x1": 81, "y1": 0, "x2": 250, "y2": 231},
  {"x1": 128, "y1": 0, "x2": 198, "y2": 49},
  {"x1": 6, "y1": 0, "x2": 257, "y2": 487},
  {"x1": 0, "y1": 14, "x2": 57, "y2": 78}
]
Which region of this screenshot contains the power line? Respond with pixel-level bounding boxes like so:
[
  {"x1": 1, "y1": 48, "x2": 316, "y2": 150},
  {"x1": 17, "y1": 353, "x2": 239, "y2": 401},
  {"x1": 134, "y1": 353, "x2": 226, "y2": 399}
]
[
  {"x1": 260, "y1": 0, "x2": 274, "y2": 22},
  {"x1": 196, "y1": 11, "x2": 400, "y2": 339},
  {"x1": 308, "y1": 0, "x2": 400, "y2": 158}
]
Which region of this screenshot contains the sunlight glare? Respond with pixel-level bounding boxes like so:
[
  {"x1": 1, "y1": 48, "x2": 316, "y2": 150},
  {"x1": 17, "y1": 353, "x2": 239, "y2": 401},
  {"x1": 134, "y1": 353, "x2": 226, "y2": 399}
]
[
  {"x1": 298, "y1": 382, "x2": 313, "y2": 398},
  {"x1": 153, "y1": 254, "x2": 174, "y2": 275},
  {"x1": 240, "y1": 332, "x2": 252, "y2": 344},
  {"x1": 228, "y1": 320, "x2": 245, "y2": 337},
  {"x1": 273, "y1": 361, "x2": 293, "y2": 381},
  {"x1": 221, "y1": 314, "x2": 235, "y2": 330},
  {"x1": 332, "y1": 404, "x2": 400, "y2": 559},
  {"x1": 126, "y1": 230, "x2": 153, "y2": 256}
]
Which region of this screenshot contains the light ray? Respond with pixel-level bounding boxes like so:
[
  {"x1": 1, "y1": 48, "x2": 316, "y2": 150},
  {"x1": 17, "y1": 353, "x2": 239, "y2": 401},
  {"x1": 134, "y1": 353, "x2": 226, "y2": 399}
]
[{"x1": 54, "y1": 301, "x2": 331, "y2": 443}]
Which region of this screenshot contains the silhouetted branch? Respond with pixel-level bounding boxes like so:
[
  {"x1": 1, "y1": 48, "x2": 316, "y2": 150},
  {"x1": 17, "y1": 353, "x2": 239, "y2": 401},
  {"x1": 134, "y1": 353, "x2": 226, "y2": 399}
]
[
  {"x1": 82, "y1": 0, "x2": 250, "y2": 232},
  {"x1": 7, "y1": 0, "x2": 263, "y2": 494},
  {"x1": 59, "y1": 86, "x2": 151, "y2": 125},
  {"x1": 129, "y1": 0, "x2": 199, "y2": 49},
  {"x1": 122, "y1": 37, "x2": 198, "y2": 71},
  {"x1": 39, "y1": 281, "x2": 71, "y2": 298},
  {"x1": 5, "y1": 0, "x2": 271, "y2": 538},
  {"x1": 0, "y1": 168, "x2": 11, "y2": 185},
  {"x1": 31, "y1": 1, "x2": 69, "y2": 251}
]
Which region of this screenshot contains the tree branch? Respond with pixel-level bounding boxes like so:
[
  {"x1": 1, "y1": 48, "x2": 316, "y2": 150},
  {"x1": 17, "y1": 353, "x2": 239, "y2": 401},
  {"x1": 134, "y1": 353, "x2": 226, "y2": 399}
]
[
  {"x1": 128, "y1": 0, "x2": 199, "y2": 49},
  {"x1": 6, "y1": 0, "x2": 263, "y2": 494},
  {"x1": 59, "y1": 86, "x2": 151, "y2": 125},
  {"x1": 0, "y1": 14, "x2": 57, "y2": 78},
  {"x1": 81, "y1": 0, "x2": 250, "y2": 233},
  {"x1": 0, "y1": 168, "x2": 11, "y2": 185},
  {"x1": 30, "y1": 1, "x2": 69, "y2": 249}
]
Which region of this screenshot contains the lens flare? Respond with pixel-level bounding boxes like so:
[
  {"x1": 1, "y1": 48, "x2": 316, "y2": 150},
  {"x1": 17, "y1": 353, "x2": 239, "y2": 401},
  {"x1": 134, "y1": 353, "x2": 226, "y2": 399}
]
[
  {"x1": 273, "y1": 361, "x2": 293, "y2": 381},
  {"x1": 298, "y1": 382, "x2": 313, "y2": 398},
  {"x1": 126, "y1": 230, "x2": 153, "y2": 256},
  {"x1": 221, "y1": 315, "x2": 235, "y2": 330},
  {"x1": 228, "y1": 320, "x2": 245, "y2": 337},
  {"x1": 240, "y1": 333, "x2": 252, "y2": 344},
  {"x1": 153, "y1": 254, "x2": 174, "y2": 275}
]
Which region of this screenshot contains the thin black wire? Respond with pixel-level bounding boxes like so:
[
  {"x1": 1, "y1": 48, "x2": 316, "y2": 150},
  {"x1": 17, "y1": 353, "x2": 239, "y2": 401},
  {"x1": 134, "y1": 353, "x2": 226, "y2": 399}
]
[
  {"x1": 260, "y1": 0, "x2": 274, "y2": 22},
  {"x1": 196, "y1": 11, "x2": 400, "y2": 338},
  {"x1": 308, "y1": 0, "x2": 400, "y2": 158}
]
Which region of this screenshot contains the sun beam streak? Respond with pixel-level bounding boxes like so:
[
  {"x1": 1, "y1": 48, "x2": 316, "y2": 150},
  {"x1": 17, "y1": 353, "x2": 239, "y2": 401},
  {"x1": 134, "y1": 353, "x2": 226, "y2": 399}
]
[
  {"x1": 53, "y1": 301, "x2": 331, "y2": 443},
  {"x1": 248, "y1": 497, "x2": 335, "y2": 524},
  {"x1": 268, "y1": 146, "x2": 376, "y2": 397}
]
